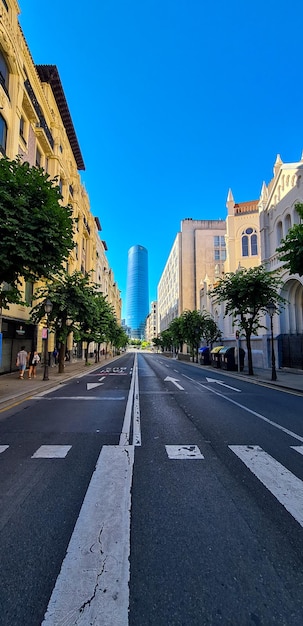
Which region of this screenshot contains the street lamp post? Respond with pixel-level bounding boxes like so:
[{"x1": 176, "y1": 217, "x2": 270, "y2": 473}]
[
  {"x1": 43, "y1": 299, "x2": 53, "y2": 381},
  {"x1": 267, "y1": 302, "x2": 277, "y2": 381}
]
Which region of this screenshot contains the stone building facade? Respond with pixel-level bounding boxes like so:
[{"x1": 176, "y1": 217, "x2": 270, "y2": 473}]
[{"x1": 0, "y1": 0, "x2": 121, "y2": 372}]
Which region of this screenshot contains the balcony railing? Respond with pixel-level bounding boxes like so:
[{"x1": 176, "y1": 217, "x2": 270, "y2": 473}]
[{"x1": 24, "y1": 78, "x2": 54, "y2": 149}]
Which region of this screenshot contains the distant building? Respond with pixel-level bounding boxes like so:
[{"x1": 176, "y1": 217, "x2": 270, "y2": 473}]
[
  {"x1": 157, "y1": 218, "x2": 226, "y2": 333},
  {"x1": 126, "y1": 245, "x2": 149, "y2": 339},
  {"x1": 145, "y1": 301, "x2": 158, "y2": 344}
]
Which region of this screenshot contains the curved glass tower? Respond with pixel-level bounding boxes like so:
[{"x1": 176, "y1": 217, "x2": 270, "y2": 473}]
[{"x1": 126, "y1": 245, "x2": 149, "y2": 339}]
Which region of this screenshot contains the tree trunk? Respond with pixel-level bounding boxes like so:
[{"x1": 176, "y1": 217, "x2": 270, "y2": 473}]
[
  {"x1": 58, "y1": 343, "x2": 65, "y2": 374},
  {"x1": 246, "y1": 332, "x2": 254, "y2": 375}
]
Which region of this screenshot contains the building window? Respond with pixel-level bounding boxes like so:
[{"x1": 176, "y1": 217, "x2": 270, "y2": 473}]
[
  {"x1": 24, "y1": 282, "x2": 33, "y2": 306},
  {"x1": 0, "y1": 113, "x2": 7, "y2": 154},
  {"x1": 214, "y1": 235, "x2": 226, "y2": 261},
  {"x1": 242, "y1": 228, "x2": 258, "y2": 257},
  {"x1": 0, "y1": 49, "x2": 9, "y2": 98},
  {"x1": 36, "y1": 147, "x2": 41, "y2": 168},
  {"x1": 277, "y1": 221, "x2": 283, "y2": 246},
  {"x1": 19, "y1": 116, "x2": 26, "y2": 142}
]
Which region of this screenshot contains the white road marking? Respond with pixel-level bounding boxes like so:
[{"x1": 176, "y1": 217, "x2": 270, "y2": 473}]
[
  {"x1": 165, "y1": 445, "x2": 204, "y2": 459},
  {"x1": 182, "y1": 375, "x2": 303, "y2": 444},
  {"x1": 42, "y1": 445, "x2": 134, "y2": 626},
  {"x1": 32, "y1": 396, "x2": 125, "y2": 400},
  {"x1": 86, "y1": 382, "x2": 104, "y2": 390},
  {"x1": 133, "y1": 356, "x2": 141, "y2": 446},
  {"x1": 164, "y1": 376, "x2": 184, "y2": 390},
  {"x1": 205, "y1": 377, "x2": 241, "y2": 392},
  {"x1": 98, "y1": 376, "x2": 106, "y2": 382},
  {"x1": 120, "y1": 354, "x2": 137, "y2": 446},
  {"x1": 229, "y1": 445, "x2": 303, "y2": 527},
  {"x1": 31, "y1": 445, "x2": 71, "y2": 458},
  {"x1": 0, "y1": 445, "x2": 9, "y2": 454},
  {"x1": 291, "y1": 446, "x2": 303, "y2": 456}
]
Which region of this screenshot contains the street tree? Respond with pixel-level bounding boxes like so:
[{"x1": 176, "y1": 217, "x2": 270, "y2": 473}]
[
  {"x1": 31, "y1": 271, "x2": 98, "y2": 373},
  {"x1": 169, "y1": 316, "x2": 184, "y2": 354},
  {"x1": 209, "y1": 266, "x2": 284, "y2": 375},
  {"x1": 277, "y1": 202, "x2": 303, "y2": 276},
  {"x1": 201, "y1": 313, "x2": 222, "y2": 348},
  {"x1": 180, "y1": 309, "x2": 208, "y2": 362},
  {"x1": 0, "y1": 156, "x2": 74, "y2": 312}
]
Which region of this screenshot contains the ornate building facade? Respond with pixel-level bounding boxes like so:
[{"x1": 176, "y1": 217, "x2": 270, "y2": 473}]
[{"x1": 0, "y1": 0, "x2": 121, "y2": 372}]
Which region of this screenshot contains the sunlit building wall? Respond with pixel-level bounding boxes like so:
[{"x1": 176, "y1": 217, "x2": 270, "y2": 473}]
[{"x1": 0, "y1": 1, "x2": 121, "y2": 372}]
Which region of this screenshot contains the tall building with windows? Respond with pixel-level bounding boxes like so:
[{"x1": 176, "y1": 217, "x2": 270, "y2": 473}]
[
  {"x1": 0, "y1": 0, "x2": 121, "y2": 372},
  {"x1": 157, "y1": 219, "x2": 226, "y2": 333},
  {"x1": 126, "y1": 245, "x2": 149, "y2": 339}
]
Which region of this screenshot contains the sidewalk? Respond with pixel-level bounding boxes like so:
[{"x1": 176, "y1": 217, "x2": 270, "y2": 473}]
[
  {"x1": 203, "y1": 364, "x2": 303, "y2": 394},
  {"x1": 0, "y1": 355, "x2": 302, "y2": 413},
  {"x1": 0, "y1": 356, "x2": 117, "y2": 412}
]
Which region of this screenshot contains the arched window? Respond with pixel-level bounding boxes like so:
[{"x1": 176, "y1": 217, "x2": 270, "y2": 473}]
[
  {"x1": 284, "y1": 214, "x2": 291, "y2": 233},
  {"x1": 0, "y1": 113, "x2": 7, "y2": 154},
  {"x1": 277, "y1": 221, "x2": 283, "y2": 245},
  {"x1": 0, "y1": 49, "x2": 9, "y2": 98},
  {"x1": 242, "y1": 228, "x2": 258, "y2": 257}
]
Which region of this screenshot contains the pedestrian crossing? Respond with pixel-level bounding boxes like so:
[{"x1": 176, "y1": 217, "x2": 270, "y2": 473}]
[{"x1": 1, "y1": 441, "x2": 303, "y2": 528}]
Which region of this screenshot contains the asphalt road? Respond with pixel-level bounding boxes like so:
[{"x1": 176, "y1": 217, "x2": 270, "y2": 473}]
[{"x1": 0, "y1": 352, "x2": 303, "y2": 625}]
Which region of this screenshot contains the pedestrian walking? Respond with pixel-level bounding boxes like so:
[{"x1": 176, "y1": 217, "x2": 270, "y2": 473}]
[
  {"x1": 28, "y1": 349, "x2": 40, "y2": 379},
  {"x1": 16, "y1": 346, "x2": 28, "y2": 379}
]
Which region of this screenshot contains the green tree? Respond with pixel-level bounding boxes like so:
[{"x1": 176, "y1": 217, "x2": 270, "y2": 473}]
[
  {"x1": 201, "y1": 313, "x2": 222, "y2": 348},
  {"x1": 277, "y1": 202, "x2": 303, "y2": 276},
  {"x1": 0, "y1": 156, "x2": 74, "y2": 311},
  {"x1": 209, "y1": 266, "x2": 284, "y2": 375},
  {"x1": 31, "y1": 271, "x2": 98, "y2": 373},
  {"x1": 169, "y1": 316, "x2": 184, "y2": 354},
  {"x1": 180, "y1": 310, "x2": 207, "y2": 362}
]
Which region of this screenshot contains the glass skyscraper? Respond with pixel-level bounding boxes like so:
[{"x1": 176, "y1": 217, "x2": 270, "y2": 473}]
[{"x1": 125, "y1": 245, "x2": 149, "y2": 339}]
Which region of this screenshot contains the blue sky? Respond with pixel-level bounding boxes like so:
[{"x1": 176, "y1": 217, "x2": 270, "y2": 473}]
[{"x1": 19, "y1": 0, "x2": 303, "y2": 316}]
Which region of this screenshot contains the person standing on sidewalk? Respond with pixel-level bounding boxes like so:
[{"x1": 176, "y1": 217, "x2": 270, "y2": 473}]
[
  {"x1": 28, "y1": 349, "x2": 40, "y2": 379},
  {"x1": 16, "y1": 346, "x2": 28, "y2": 379}
]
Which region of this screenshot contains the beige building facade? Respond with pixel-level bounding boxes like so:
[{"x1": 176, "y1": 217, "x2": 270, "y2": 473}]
[
  {"x1": 157, "y1": 218, "x2": 226, "y2": 333},
  {"x1": 145, "y1": 301, "x2": 158, "y2": 344},
  {"x1": 0, "y1": 0, "x2": 121, "y2": 372}
]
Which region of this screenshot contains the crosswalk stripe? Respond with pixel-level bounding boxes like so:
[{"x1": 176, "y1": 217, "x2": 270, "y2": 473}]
[
  {"x1": 42, "y1": 445, "x2": 134, "y2": 625},
  {"x1": 291, "y1": 446, "x2": 303, "y2": 456},
  {"x1": 0, "y1": 445, "x2": 9, "y2": 454},
  {"x1": 31, "y1": 445, "x2": 72, "y2": 458},
  {"x1": 229, "y1": 445, "x2": 303, "y2": 527}
]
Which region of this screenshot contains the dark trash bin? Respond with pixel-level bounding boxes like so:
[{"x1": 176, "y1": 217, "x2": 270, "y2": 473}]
[
  {"x1": 210, "y1": 346, "x2": 224, "y2": 368},
  {"x1": 199, "y1": 347, "x2": 210, "y2": 365},
  {"x1": 220, "y1": 346, "x2": 245, "y2": 371}
]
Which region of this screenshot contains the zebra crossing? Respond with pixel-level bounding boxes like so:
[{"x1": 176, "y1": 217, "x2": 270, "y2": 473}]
[
  {"x1": 0, "y1": 444, "x2": 72, "y2": 458},
  {"x1": 1, "y1": 441, "x2": 303, "y2": 528}
]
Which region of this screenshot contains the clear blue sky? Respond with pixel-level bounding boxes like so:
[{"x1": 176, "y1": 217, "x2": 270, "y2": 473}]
[{"x1": 19, "y1": 0, "x2": 303, "y2": 317}]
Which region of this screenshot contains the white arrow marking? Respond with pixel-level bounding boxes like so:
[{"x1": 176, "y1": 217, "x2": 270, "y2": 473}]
[
  {"x1": 87, "y1": 382, "x2": 104, "y2": 390},
  {"x1": 164, "y1": 376, "x2": 184, "y2": 390},
  {"x1": 205, "y1": 377, "x2": 241, "y2": 392}
]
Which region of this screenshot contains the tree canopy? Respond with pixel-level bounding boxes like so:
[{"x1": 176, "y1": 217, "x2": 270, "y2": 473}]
[
  {"x1": 0, "y1": 156, "x2": 74, "y2": 308},
  {"x1": 209, "y1": 265, "x2": 284, "y2": 375},
  {"x1": 277, "y1": 202, "x2": 303, "y2": 276}
]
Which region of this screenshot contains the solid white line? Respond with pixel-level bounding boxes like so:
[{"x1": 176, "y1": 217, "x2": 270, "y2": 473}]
[
  {"x1": 182, "y1": 374, "x2": 303, "y2": 444},
  {"x1": 119, "y1": 353, "x2": 137, "y2": 446},
  {"x1": 133, "y1": 355, "x2": 141, "y2": 446},
  {"x1": 32, "y1": 396, "x2": 125, "y2": 401},
  {"x1": 229, "y1": 445, "x2": 303, "y2": 527},
  {"x1": 42, "y1": 445, "x2": 134, "y2": 626}
]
